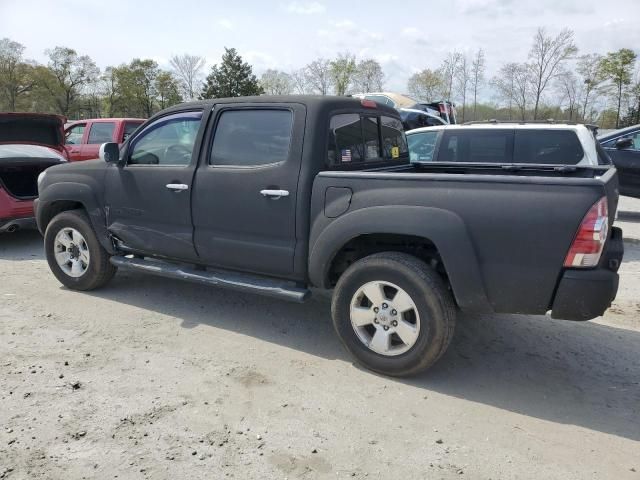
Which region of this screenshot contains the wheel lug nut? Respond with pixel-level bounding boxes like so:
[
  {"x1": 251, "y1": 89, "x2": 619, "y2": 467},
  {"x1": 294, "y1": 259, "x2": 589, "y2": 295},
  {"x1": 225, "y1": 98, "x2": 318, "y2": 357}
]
[
  {"x1": 383, "y1": 326, "x2": 389, "y2": 331},
  {"x1": 382, "y1": 303, "x2": 388, "y2": 309},
  {"x1": 392, "y1": 320, "x2": 398, "y2": 327},
  {"x1": 373, "y1": 307, "x2": 379, "y2": 313},
  {"x1": 391, "y1": 309, "x2": 397, "y2": 315},
  {"x1": 374, "y1": 318, "x2": 378, "y2": 324}
]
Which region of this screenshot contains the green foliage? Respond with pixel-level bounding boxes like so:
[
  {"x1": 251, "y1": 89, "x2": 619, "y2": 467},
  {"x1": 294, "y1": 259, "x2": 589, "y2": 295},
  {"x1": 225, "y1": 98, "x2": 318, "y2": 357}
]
[
  {"x1": 407, "y1": 69, "x2": 445, "y2": 101},
  {"x1": 329, "y1": 53, "x2": 357, "y2": 96},
  {"x1": 600, "y1": 48, "x2": 637, "y2": 127},
  {"x1": 201, "y1": 48, "x2": 263, "y2": 99}
]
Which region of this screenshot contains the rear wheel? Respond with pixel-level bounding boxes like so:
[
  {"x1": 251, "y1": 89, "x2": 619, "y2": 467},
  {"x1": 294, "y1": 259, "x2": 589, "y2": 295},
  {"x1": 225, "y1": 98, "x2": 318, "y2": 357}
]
[
  {"x1": 44, "y1": 210, "x2": 116, "y2": 291},
  {"x1": 331, "y1": 252, "x2": 456, "y2": 377}
]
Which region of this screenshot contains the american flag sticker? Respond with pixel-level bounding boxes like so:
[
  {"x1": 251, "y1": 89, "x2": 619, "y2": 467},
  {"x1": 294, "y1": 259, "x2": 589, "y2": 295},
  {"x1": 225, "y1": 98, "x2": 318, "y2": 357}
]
[{"x1": 341, "y1": 149, "x2": 352, "y2": 162}]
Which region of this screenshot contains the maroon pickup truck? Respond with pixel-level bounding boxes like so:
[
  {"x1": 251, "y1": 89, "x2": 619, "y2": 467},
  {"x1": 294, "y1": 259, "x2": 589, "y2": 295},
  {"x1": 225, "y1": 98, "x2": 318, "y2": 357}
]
[{"x1": 64, "y1": 118, "x2": 145, "y2": 161}]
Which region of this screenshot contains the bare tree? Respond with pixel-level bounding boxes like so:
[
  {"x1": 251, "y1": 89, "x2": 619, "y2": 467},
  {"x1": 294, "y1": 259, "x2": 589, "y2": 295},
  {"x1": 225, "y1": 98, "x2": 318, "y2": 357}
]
[
  {"x1": 576, "y1": 53, "x2": 605, "y2": 122},
  {"x1": 407, "y1": 69, "x2": 445, "y2": 101},
  {"x1": 353, "y1": 59, "x2": 384, "y2": 92},
  {"x1": 170, "y1": 53, "x2": 206, "y2": 100},
  {"x1": 470, "y1": 49, "x2": 485, "y2": 121},
  {"x1": 290, "y1": 68, "x2": 309, "y2": 94},
  {"x1": 493, "y1": 62, "x2": 530, "y2": 120},
  {"x1": 556, "y1": 70, "x2": 579, "y2": 120},
  {"x1": 260, "y1": 69, "x2": 293, "y2": 95},
  {"x1": 441, "y1": 51, "x2": 462, "y2": 100},
  {"x1": 305, "y1": 58, "x2": 332, "y2": 95},
  {"x1": 528, "y1": 27, "x2": 578, "y2": 119},
  {"x1": 455, "y1": 54, "x2": 471, "y2": 122}
]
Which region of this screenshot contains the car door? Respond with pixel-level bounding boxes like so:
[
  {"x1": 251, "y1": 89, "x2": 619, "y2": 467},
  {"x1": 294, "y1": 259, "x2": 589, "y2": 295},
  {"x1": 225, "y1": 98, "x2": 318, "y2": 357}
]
[
  {"x1": 192, "y1": 103, "x2": 305, "y2": 277},
  {"x1": 64, "y1": 122, "x2": 87, "y2": 161},
  {"x1": 104, "y1": 110, "x2": 205, "y2": 260},
  {"x1": 603, "y1": 129, "x2": 640, "y2": 197},
  {"x1": 81, "y1": 121, "x2": 117, "y2": 160}
]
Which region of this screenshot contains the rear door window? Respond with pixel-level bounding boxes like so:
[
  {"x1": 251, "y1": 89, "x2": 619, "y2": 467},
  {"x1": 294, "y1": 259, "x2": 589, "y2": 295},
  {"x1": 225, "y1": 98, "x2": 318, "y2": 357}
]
[
  {"x1": 329, "y1": 114, "x2": 365, "y2": 164},
  {"x1": 437, "y1": 130, "x2": 513, "y2": 163},
  {"x1": 514, "y1": 129, "x2": 584, "y2": 164},
  {"x1": 210, "y1": 109, "x2": 293, "y2": 167},
  {"x1": 88, "y1": 122, "x2": 116, "y2": 144},
  {"x1": 380, "y1": 116, "x2": 408, "y2": 160}
]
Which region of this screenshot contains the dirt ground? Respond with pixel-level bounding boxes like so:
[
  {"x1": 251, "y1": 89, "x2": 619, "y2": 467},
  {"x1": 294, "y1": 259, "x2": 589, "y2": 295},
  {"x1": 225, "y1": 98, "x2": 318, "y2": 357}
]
[{"x1": 1, "y1": 199, "x2": 639, "y2": 480}]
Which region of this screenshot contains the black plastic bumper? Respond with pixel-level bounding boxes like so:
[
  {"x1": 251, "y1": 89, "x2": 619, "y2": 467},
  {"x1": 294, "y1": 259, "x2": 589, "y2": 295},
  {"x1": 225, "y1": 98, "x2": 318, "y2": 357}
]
[{"x1": 551, "y1": 227, "x2": 624, "y2": 321}]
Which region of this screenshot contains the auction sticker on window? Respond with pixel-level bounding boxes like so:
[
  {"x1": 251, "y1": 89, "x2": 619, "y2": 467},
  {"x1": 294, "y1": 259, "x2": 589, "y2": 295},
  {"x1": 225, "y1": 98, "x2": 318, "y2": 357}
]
[{"x1": 391, "y1": 146, "x2": 400, "y2": 159}]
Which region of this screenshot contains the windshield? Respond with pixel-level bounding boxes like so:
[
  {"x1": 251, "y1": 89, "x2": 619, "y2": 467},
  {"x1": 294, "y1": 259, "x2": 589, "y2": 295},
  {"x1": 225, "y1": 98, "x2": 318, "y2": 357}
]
[{"x1": 408, "y1": 131, "x2": 440, "y2": 163}]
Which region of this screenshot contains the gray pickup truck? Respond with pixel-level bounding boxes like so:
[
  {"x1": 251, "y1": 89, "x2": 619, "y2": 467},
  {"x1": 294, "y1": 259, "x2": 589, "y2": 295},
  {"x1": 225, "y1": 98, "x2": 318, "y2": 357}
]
[{"x1": 35, "y1": 96, "x2": 624, "y2": 376}]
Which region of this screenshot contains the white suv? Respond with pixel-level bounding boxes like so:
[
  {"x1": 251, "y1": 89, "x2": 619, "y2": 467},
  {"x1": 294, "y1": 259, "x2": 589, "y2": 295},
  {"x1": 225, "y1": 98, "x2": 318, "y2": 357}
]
[{"x1": 406, "y1": 122, "x2": 606, "y2": 166}]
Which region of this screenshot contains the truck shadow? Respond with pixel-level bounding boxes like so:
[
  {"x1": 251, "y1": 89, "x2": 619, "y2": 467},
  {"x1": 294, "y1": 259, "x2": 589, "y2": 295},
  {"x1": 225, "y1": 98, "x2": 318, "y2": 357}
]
[{"x1": 3, "y1": 230, "x2": 639, "y2": 442}]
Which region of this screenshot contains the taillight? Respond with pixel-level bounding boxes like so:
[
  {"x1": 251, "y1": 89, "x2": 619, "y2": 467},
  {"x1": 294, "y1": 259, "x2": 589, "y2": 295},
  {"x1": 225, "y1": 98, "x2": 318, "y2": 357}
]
[
  {"x1": 564, "y1": 197, "x2": 609, "y2": 268},
  {"x1": 361, "y1": 99, "x2": 377, "y2": 108}
]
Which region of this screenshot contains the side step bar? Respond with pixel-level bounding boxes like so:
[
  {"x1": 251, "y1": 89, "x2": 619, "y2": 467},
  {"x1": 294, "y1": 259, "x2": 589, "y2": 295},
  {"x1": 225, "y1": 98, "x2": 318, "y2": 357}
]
[{"x1": 109, "y1": 256, "x2": 311, "y2": 303}]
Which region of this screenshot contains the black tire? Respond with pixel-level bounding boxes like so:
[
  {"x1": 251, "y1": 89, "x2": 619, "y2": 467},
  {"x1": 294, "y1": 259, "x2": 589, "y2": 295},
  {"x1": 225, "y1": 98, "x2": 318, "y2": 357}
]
[
  {"x1": 44, "y1": 209, "x2": 116, "y2": 291},
  {"x1": 331, "y1": 252, "x2": 456, "y2": 377}
]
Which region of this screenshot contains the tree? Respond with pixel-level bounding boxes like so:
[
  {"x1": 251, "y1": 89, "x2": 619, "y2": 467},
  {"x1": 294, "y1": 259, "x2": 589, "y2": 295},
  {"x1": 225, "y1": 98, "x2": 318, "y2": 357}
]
[
  {"x1": 470, "y1": 49, "x2": 485, "y2": 121},
  {"x1": 329, "y1": 52, "x2": 357, "y2": 96},
  {"x1": 259, "y1": 69, "x2": 293, "y2": 95},
  {"x1": 407, "y1": 69, "x2": 445, "y2": 101},
  {"x1": 600, "y1": 48, "x2": 637, "y2": 128},
  {"x1": 201, "y1": 47, "x2": 263, "y2": 99},
  {"x1": 0, "y1": 38, "x2": 35, "y2": 111},
  {"x1": 304, "y1": 58, "x2": 332, "y2": 95},
  {"x1": 441, "y1": 51, "x2": 462, "y2": 100},
  {"x1": 353, "y1": 59, "x2": 384, "y2": 92},
  {"x1": 155, "y1": 71, "x2": 182, "y2": 109},
  {"x1": 528, "y1": 27, "x2": 577, "y2": 119},
  {"x1": 42, "y1": 46, "x2": 99, "y2": 115},
  {"x1": 455, "y1": 54, "x2": 471, "y2": 122},
  {"x1": 290, "y1": 68, "x2": 309, "y2": 94},
  {"x1": 576, "y1": 53, "x2": 605, "y2": 122},
  {"x1": 170, "y1": 54, "x2": 206, "y2": 100},
  {"x1": 114, "y1": 59, "x2": 160, "y2": 117},
  {"x1": 493, "y1": 63, "x2": 530, "y2": 120},
  {"x1": 556, "y1": 70, "x2": 579, "y2": 120}
]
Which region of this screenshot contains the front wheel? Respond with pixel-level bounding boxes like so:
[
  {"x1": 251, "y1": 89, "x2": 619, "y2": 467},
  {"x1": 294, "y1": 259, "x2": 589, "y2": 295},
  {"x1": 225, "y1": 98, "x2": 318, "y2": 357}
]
[
  {"x1": 331, "y1": 252, "x2": 456, "y2": 377},
  {"x1": 44, "y1": 209, "x2": 116, "y2": 291}
]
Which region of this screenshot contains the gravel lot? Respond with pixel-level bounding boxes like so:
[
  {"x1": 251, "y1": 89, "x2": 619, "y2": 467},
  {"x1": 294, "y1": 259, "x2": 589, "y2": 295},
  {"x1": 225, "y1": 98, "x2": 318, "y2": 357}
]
[{"x1": 1, "y1": 198, "x2": 639, "y2": 479}]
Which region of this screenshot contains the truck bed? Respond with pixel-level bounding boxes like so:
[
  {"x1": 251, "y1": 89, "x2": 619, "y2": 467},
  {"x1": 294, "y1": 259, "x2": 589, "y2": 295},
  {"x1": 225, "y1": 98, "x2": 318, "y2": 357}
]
[{"x1": 309, "y1": 165, "x2": 619, "y2": 316}]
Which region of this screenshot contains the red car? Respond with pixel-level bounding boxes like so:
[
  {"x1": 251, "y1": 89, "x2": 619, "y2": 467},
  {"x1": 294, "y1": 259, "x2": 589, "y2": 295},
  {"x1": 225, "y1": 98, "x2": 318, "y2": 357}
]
[
  {"x1": 0, "y1": 113, "x2": 68, "y2": 233},
  {"x1": 64, "y1": 118, "x2": 145, "y2": 161}
]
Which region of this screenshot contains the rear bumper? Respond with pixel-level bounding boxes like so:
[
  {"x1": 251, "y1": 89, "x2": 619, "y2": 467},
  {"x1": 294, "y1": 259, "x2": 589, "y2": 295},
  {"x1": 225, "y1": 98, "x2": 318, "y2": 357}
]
[
  {"x1": 551, "y1": 227, "x2": 624, "y2": 321},
  {"x1": 0, "y1": 187, "x2": 36, "y2": 232}
]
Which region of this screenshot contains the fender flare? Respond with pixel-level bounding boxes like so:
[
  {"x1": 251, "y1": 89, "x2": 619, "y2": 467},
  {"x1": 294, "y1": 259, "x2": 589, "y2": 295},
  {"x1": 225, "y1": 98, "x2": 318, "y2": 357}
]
[
  {"x1": 308, "y1": 205, "x2": 492, "y2": 312},
  {"x1": 36, "y1": 182, "x2": 113, "y2": 253}
]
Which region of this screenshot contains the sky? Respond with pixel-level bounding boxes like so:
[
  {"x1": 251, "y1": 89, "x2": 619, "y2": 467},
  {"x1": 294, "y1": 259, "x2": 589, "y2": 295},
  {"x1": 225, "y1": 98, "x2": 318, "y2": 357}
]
[{"x1": 1, "y1": 0, "x2": 639, "y2": 99}]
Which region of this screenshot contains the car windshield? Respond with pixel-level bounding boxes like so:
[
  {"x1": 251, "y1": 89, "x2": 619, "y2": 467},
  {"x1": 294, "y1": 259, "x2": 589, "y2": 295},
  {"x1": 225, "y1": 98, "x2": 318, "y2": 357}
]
[{"x1": 408, "y1": 131, "x2": 440, "y2": 162}]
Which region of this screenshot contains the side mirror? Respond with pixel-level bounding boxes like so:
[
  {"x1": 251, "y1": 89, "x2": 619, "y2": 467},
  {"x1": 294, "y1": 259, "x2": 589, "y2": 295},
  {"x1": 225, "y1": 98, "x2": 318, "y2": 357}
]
[
  {"x1": 615, "y1": 137, "x2": 633, "y2": 149},
  {"x1": 99, "y1": 142, "x2": 120, "y2": 164}
]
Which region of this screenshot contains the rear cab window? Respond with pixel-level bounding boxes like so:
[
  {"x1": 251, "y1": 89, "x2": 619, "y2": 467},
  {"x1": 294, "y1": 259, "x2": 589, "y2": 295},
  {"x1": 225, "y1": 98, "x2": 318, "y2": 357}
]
[
  {"x1": 123, "y1": 122, "x2": 143, "y2": 142},
  {"x1": 328, "y1": 113, "x2": 408, "y2": 169}
]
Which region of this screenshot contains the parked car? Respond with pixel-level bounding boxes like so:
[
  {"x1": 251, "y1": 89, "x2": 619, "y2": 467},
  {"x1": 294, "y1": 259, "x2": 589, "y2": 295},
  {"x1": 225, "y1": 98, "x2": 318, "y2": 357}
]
[
  {"x1": 64, "y1": 118, "x2": 145, "y2": 161},
  {"x1": 36, "y1": 96, "x2": 623, "y2": 376},
  {"x1": 598, "y1": 124, "x2": 640, "y2": 198},
  {"x1": 353, "y1": 92, "x2": 457, "y2": 124},
  {"x1": 399, "y1": 108, "x2": 447, "y2": 131},
  {"x1": 0, "y1": 113, "x2": 68, "y2": 233},
  {"x1": 406, "y1": 122, "x2": 608, "y2": 166}
]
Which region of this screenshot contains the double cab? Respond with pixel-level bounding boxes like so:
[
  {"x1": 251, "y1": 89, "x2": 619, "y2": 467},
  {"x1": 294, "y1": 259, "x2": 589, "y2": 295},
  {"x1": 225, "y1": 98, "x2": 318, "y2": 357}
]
[
  {"x1": 36, "y1": 96, "x2": 624, "y2": 376},
  {"x1": 64, "y1": 118, "x2": 145, "y2": 161}
]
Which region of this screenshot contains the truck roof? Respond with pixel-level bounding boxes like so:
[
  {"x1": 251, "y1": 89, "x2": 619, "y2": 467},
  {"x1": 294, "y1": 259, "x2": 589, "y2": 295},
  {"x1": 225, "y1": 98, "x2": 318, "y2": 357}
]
[{"x1": 160, "y1": 95, "x2": 399, "y2": 118}]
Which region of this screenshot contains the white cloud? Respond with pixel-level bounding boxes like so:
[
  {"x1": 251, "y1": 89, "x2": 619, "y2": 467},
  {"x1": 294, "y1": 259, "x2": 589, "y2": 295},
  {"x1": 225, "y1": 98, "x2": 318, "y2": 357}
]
[
  {"x1": 217, "y1": 18, "x2": 234, "y2": 30},
  {"x1": 401, "y1": 27, "x2": 420, "y2": 38},
  {"x1": 284, "y1": 1, "x2": 325, "y2": 14}
]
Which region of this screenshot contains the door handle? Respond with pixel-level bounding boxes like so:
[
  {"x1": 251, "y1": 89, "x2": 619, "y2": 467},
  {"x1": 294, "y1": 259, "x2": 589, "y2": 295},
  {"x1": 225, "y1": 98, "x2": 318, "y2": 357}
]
[
  {"x1": 166, "y1": 183, "x2": 189, "y2": 192},
  {"x1": 260, "y1": 189, "x2": 289, "y2": 199}
]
